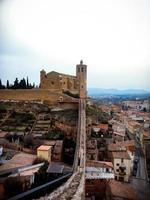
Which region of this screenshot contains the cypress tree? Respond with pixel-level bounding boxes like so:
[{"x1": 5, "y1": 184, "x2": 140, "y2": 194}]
[
  {"x1": 0, "y1": 79, "x2": 2, "y2": 89},
  {"x1": 27, "y1": 76, "x2": 29, "y2": 88},
  {"x1": 6, "y1": 80, "x2": 9, "y2": 89}
]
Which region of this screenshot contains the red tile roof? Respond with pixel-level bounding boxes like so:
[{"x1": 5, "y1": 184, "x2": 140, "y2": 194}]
[
  {"x1": 86, "y1": 160, "x2": 113, "y2": 169},
  {"x1": 37, "y1": 145, "x2": 52, "y2": 151},
  {"x1": 108, "y1": 180, "x2": 139, "y2": 200},
  {"x1": 112, "y1": 151, "x2": 131, "y2": 160},
  {"x1": 108, "y1": 140, "x2": 135, "y2": 152}
]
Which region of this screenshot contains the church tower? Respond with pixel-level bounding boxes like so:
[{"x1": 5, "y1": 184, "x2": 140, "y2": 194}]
[
  {"x1": 40, "y1": 69, "x2": 46, "y2": 88},
  {"x1": 76, "y1": 60, "x2": 87, "y2": 99}
]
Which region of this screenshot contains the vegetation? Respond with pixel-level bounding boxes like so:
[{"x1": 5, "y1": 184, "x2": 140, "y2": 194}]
[
  {"x1": 63, "y1": 90, "x2": 79, "y2": 98},
  {"x1": 0, "y1": 77, "x2": 35, "y2": 89},
  {"x1": 86, "y1": 104, "x2": 102, "y2": 117},
  {"x1": 52, "y1": 109, "x2": 78, "y2": 126},
  {"x1": 34, "y1": 161, "x2": 49, "y2": 185},
  {"x1": 46, "y1": 128, "x2": 64, "y2": 140}
]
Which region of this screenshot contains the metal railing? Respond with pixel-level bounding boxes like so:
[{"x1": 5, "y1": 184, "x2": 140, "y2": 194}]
[{"x1": 8, "y1": 173, "x2": 72, "y2": 200}]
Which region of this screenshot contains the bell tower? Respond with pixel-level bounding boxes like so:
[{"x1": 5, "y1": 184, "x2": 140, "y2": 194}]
[
  {"x1": 76, "y1": 60, "x2": 87, "y2": 99},
  {"x1": 40, "y1": 69, "x2": 46, "y2": 88}
]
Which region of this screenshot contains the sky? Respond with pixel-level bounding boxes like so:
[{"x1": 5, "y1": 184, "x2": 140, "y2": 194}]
[{"x1": 0, "y1": 0, "x2": 150, "y2": 89}]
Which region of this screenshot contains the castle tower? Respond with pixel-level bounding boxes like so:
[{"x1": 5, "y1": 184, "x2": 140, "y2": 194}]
[
  {"x1": 40, "y1": 69, "x2": 46, "y2": 88},
  {"x1": 76, "y1": 60, "x2": 87, "y2": 99}
]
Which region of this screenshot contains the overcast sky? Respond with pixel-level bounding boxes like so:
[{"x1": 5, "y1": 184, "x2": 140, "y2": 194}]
[{"x1": 0, "y1": 0, "x2": 150, "y2": 89}]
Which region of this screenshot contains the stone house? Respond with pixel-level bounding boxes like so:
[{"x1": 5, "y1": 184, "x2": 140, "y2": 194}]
[
  {"x1": 112, "y1": 151, "x2": 131, "y2": 182},
  {"x1": 85, "y1": 160, "x2": 114, "y2": 199},
  {"x1": 37, "y1": 145, "x2": 52, "y2": 162},
  {"x1": 86, "y1": 139, "x2": 98, "y2": 160}
]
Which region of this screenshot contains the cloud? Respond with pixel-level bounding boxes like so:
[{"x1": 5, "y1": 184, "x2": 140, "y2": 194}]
[{"x1": 0, "y1": 0, "x2": 150, "y2": 89}]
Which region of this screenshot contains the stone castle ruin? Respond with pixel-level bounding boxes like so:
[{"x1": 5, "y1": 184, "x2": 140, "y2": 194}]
[{"x1": 0, "y1": 61, "x2": 87, "y2": 105}]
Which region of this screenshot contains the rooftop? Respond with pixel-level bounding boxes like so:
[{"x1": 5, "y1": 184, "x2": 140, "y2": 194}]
[
  {"x1": 112, "y1": 151, "x2": 131, "y2": 160},
  {"x1": 108, "y1": 140, "x2": 135, "y2": 151},
  {"x1": 37, "y1": 145, "x2": 52, "y2": 151},
  {"x1": 0, "y1": 153, "x2": 36, "y2": 172},
  {"x1": 93, "y1": 124, "x2": 108, "y2": 130},
  {"x1": 47, "y1": 163, "x2": 64, "y2": 174},
  {"x1": 86, "y1": 160, "x2": 113, "y2": 169},
  {"x1": 108, "y1": 180, "x2": 139, "y2": 200}
]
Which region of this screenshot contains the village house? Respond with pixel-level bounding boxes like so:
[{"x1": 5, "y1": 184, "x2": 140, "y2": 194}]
[
  {"x1": 86, "y1": 139, "x2": 98, "y2": 161},
  {"x1": 122, "y1": 100, "x2": 150, "y2": 112},
  {"x1": 126, "y1": 120, "x2": 142, "y2": 139},
  {"x1": 37, "y1": 145, "x2": 52, "y2": 162},
  {"x1": 108, "y1": 140, "x2": 135, "y2": 170},
  {"x1": 52, "y1": 140, "x2": 63, "y2": 161},
  {"x1": 112, "y1": 151, "x2": 131, "y2": 182},
  {"x1": 85, "y1": 160, "x2": 114, "y2": 199},
  {"x1": 9, "y1": 163, "x2": 44, "y2": 189}
]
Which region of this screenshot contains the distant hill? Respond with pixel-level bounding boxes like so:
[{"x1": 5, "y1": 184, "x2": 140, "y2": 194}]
[{"x1": 88, "y1": 88, "x2": 150, "y2": 96}]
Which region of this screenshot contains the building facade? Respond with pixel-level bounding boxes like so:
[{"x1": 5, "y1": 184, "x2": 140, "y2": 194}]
[
  {"x1": 40, "y1": 60, "x2": 87, "y2": 98},
  {"x1": 37, "y1": 145, "x2": 52, "y2": 162}
]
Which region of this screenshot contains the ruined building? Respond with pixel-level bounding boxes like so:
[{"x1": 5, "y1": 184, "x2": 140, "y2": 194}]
[{"x1": 40, "y1": 60, "x2": 87, "y2": 98}]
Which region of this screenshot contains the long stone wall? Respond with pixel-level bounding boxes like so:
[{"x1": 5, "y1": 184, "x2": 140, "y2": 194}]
[{"x1": 0, "y1": 89, "x2": 78, "y2": 105}]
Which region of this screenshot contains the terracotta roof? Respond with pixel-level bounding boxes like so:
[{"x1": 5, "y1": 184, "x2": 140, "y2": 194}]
[
  {"x1": 96, "y1": 124, "x2": 108, "y2": 130},
  {"x1": 108, "y1": 140, "x2": 135, "y2": 152},
  {"x1": 112, "y1": 151, "x2": 131, "y2": 160},
  {"x1": 116, "y1": 140, "x2": 135, "y2": 147},
  {"x1": 113, "y1": 131, "x2": 125, "y2": 137},
  {"x1": 143, "y1": 130, "x2": 150, "y2": 138},
  {"x1": 0, "y1": 131, "x2": 8, "y2": 138},
  {"x1": 86, "y1": 160, "x2": 113, "y2": 169},
  {"x1": 37, "y1": 145, "x2": 52, "y2": 151},
  {"x1": 108, "y1": 143, "x2": 126, "y2": 152},
  {"x1": 108, "y1": 180, "x2": 139, "y2": 200},
  {"x1": 0, "y1": 153, "x2": 36, "y2": 172}
]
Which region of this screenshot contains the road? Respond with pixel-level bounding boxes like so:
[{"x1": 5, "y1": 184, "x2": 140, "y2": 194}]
[
  {"x1": 130, "y1": 137, "x2": 150, "y2": 200},
  {"x1": 135, "y1": 138, "x2": 148, "y2": 181}
]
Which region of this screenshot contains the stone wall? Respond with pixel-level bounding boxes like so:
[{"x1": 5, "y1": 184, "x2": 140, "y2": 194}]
[
  {"x1": 40, "y1": 71, "x2": 79, "y2": 91},
  {"x1": 0, "y1": 89, "x2": 78, "y2": 106}
]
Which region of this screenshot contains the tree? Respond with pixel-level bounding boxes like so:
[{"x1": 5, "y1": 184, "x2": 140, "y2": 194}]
[
  {"x1": 0, "y1": 79, "x2": 2, "y2": 89},
  {"x1": 6, "y1": 80, "x2": 9, "y2": 89},
  {"x1": 34, "y1": 161, "x2": 49, "y2": 185},
  {"x1": 19, "y1": 78, "x2": 26, "y2": 89},
  {"x1": 27, "y1": 76, "x2": 29, "y2": 88},
  {"x1": 0, "y1": 79, "x2": 5, "y2": 89},
  {"x1": 24, "y1": 135, "x2": 34, "y2": 148},
  {"x1": 13, "y1": 78, "x2": 19, "y2": 89}
]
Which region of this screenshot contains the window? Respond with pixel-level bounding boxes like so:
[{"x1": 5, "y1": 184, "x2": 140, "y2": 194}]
[
  {"x1": 116, "y1": 169, "x2": 119, "y2": 172},
  {"x1": 106, "y1": 168, "x2": 109, "y2": 172},
  {"x1": 121, "y1": 158, "x2": 124, "y2": 163},
  {"x1": 78, "y1": 68, "x2": 80, "y2": 73},
  {"x1": 116, "y1": 163, "x2": 119, "y2": 166},
  {"x1": 51, "y1": 81, "x2": 54, "y2": 85},
  {"x1": 81, "y1": 67, "x2": 84, "y2": 72}
]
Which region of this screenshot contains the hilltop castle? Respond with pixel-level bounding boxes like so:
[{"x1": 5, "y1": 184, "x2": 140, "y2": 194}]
[{"x1": 40, "y1": 60, "x2": 87, "y2": 98}]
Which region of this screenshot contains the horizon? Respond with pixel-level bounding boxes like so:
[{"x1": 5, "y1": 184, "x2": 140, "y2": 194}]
[{"x1": 0, "y1": 0, "x2": 150, "y2": 90}]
